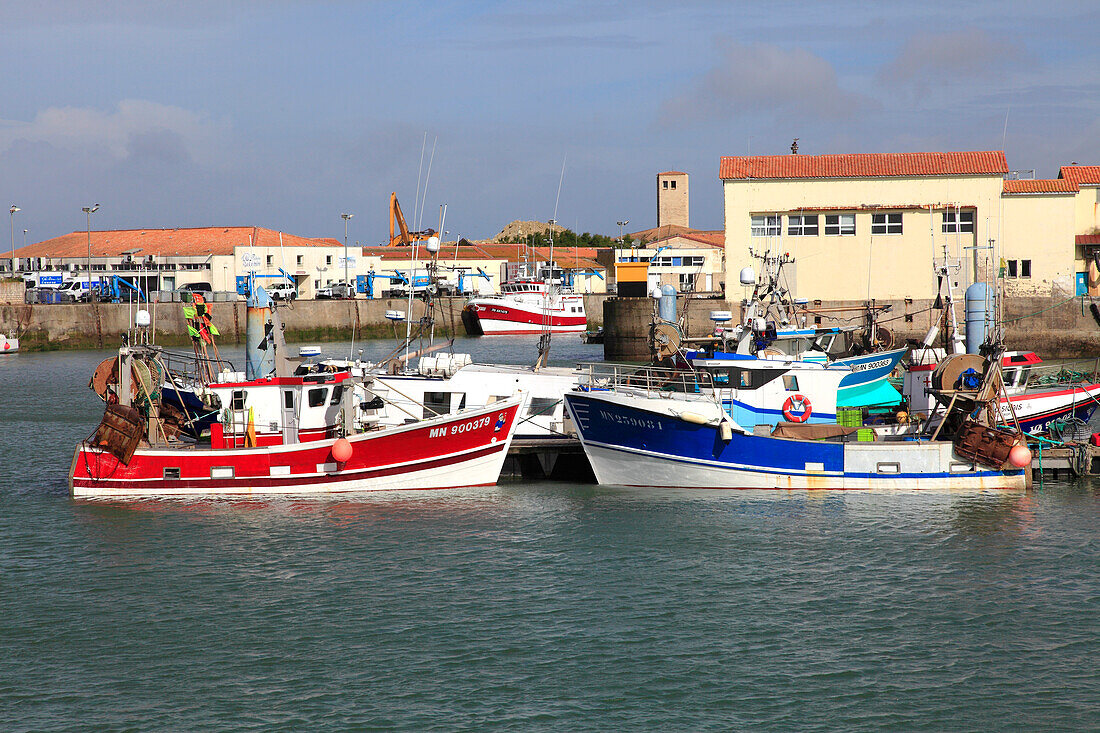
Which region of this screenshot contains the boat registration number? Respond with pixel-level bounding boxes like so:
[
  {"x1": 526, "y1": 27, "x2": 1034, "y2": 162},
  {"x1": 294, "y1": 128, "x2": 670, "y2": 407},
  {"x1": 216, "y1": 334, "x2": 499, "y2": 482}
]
[{"x1": 430, "y1": 415, "x2": 492, "y2": 438}]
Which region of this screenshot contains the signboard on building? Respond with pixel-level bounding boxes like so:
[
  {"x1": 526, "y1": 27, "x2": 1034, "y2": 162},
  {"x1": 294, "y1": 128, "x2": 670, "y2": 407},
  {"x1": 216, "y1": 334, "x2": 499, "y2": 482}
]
[
  {"x1": 338, "y1": 256, "x2": 356, "y2": 268},
  {"x1": 241, "y1": 253, "x2": 261, "y2": 272}
]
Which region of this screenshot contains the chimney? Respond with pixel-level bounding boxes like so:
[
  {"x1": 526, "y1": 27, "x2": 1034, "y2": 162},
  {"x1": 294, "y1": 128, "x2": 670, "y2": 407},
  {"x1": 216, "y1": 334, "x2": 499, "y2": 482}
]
[{"x1": 791, "y1": 138, "x2": 799, "y2": 155}]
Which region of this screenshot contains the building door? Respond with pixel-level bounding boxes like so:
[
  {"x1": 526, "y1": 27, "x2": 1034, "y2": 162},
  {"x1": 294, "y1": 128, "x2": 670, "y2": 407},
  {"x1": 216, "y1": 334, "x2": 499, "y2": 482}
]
[{"x1": 1076, "y1": 272, "x2": 1087, "y2": 296}]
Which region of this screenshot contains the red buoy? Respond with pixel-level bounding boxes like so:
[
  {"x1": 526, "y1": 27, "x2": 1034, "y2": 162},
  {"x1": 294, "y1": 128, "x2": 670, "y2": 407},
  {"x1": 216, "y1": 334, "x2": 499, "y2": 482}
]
[
  {"x1": 331, "y1": 438, "x2": 353, "y2": 463},
  {"x1": 1007, "y1": 444, "x2": 1032, "y2": 468}
]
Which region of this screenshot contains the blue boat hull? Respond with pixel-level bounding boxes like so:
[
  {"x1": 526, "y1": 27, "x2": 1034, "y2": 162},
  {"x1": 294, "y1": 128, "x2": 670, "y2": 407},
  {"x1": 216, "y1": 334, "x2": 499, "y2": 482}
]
[{"x1": 565, "y1": 390, "x2": 1027, "y2": 490}]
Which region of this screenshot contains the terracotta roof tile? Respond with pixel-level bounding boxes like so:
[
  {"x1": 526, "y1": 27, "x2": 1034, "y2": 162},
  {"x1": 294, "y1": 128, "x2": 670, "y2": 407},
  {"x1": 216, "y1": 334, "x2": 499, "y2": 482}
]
[
  {"x1": 1075, "y1": 234, "x2": 1100, "y2": 245},
  {"x1": 658, "y1": 171, "x2": 687, "y2": 176},
  {"x1": 1058, "y1": 165, "x2": 1100, "y2": 185},
  {"x1": 629, "y1": 224, "x2": 723, "y2": 245},
  {"x1": 719, "y1": 151, "x2": 1009, "y2": 180},
  {"x1": 15, "y1": 226, "x2": 336, "y2": 259},
  {"x1": 1002, "y1": 179, "x2": 1079, "y2": 194}
]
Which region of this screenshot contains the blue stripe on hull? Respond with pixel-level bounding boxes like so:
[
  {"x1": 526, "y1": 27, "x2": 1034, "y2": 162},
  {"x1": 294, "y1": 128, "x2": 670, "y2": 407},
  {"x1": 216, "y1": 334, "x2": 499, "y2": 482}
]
[{"x1": 570, "y1": 393, "x2": 844, "y2": 474}]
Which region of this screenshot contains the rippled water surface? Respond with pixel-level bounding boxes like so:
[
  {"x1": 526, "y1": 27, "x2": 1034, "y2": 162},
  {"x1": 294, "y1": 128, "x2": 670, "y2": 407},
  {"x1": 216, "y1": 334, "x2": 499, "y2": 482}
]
[{"x1": 2, "y1": 341, "x2": 1099, "y2": 731}]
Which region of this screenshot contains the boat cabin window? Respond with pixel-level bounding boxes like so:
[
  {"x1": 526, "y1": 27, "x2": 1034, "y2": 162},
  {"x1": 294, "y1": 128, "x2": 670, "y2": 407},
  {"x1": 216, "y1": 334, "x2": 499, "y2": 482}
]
[
  {"x1": 308, "y1": 387, "x2": 328, "y2": 408},
  {"x1": 424, "y1": 391, "x2": 464, "y2": 418},
  {"x1": 283, "y1": 390, "x2": 294, "y2": 409},
  {"x1": 526, "y1": 397, "x2": 559, "y2": 417},
  {"x1": 330, "y1": 384, "x2": 344, "y2": 405},
  {"x1": 231, "y1": 390, "x2": 246, "y2": 410},
  {"x1": 783, "y1": 375, "x2": 799, "y2": 391},
  {"x1": 711, "y1": 367, "x2": 785, "y2": 390}
]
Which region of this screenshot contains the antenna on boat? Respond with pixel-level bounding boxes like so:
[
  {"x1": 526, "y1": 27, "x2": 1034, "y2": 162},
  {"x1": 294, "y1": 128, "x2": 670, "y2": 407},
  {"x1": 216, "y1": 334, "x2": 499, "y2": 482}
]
[{"x1": 536, "y1": 158, "x2": 567, "y2": 372}]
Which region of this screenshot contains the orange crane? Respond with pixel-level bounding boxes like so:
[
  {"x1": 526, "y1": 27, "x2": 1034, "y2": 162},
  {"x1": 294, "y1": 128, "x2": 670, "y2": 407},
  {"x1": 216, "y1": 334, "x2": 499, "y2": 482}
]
[{"x1": 389, "y1": 192, "x2": 436, "y2": 246}]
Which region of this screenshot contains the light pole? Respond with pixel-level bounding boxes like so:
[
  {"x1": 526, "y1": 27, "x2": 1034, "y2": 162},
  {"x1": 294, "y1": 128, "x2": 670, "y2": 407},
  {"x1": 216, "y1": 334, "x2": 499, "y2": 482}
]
[
  {"x1": 617, "y1": 220, "x2": 628, "y2": 247},
  {"x1": 83, "y1": 204, "x2": 99, "y2": 298},
  {"x1": 341, "y1": 213, "x2": 353, "y2": 292},
  {"x1": 9, "y1": 205, "x2": 19, "y2": 276}
]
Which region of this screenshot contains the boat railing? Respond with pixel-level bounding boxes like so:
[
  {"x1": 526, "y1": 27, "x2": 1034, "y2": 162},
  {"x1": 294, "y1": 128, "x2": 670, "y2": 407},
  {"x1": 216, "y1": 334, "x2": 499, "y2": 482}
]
[
  {"x1": 1020, "y1": 358, "x2": 1100, "y2": 387},
  {"x1": 575, "y1": 362, "x2": 715, "y2": 397},
  {"x1": 156, "y1": 347, "x2": 237, "y2": 385}
]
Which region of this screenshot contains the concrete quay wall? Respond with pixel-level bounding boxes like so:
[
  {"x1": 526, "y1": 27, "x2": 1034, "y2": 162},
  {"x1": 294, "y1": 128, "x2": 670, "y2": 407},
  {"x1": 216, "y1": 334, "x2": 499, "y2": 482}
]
[
  {"x1": 603, "y1": 295, "x2": 1100, "y2": 361},
  {"x1": 0, "y1": 293, "x2": 613, "y2": 351}
]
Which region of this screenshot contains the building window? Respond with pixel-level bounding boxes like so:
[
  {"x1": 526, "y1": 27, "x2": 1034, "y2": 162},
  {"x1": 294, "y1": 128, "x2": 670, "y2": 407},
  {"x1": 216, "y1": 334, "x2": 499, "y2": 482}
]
[
  {"x1": 871, "y1": 212, "x2": 903, "y2": 235},
  {"x1": 670, "y1": 180, "x2": 676, "y2": 189},
  {"x1": 788, "y1": 215, "x2": 819, "y2": 236},
  {"x1": 679, "y1": 273, "x2": 696, "y2": 290},
  {"x1": 266, "y1": 255, "x2": 274, "y2": 266},
  {"x1": 1006, "y1": 259, "x2": 1032, "y2": 279},
  {"x1": 296, "y1": 255, "x2": 304, "y2": 266},
  {"x1": 824, "y1": 213, "x2": 855, "y2": 236},
  {"x1": 942, "y1": 210, "x2": 975, "y2": 233},
  {"x1": 325, "y1": 255, "x2": 332, "y2": 266},
  {"x1": 751, "y1": 214, "x2": 781, "y2": 237},
  {"x1": 663, "y1": 180, "x2": 668, "y2": 189}
]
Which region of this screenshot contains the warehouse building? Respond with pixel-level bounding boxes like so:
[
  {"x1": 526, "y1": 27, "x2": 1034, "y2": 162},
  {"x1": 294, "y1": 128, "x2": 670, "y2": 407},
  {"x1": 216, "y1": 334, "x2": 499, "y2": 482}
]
[{"x1": 719, "y1": 150, "x2": 1100, "y2": 301}]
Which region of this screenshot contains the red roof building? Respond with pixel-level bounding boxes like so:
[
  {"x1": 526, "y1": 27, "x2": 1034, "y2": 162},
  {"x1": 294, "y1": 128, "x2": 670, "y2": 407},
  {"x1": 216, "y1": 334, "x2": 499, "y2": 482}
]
[{"x1": 719, "y1": 151, "x2": 1009, "y2": 180}]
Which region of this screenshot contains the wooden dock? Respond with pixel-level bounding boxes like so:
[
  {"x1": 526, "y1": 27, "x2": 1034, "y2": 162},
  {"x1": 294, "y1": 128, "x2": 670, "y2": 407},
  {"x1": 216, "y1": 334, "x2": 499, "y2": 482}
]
[{"x1": 1029, "y1": 441, "x2": 1100, "y2": 479}]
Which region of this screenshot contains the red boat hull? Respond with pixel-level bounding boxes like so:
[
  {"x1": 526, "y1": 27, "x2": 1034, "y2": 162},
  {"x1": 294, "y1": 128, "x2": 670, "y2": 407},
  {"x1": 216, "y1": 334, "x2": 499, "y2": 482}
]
[
  {"x1": 70, "y1": 401, "x2": 521, "y2": 498},
  {"x1": 463, "y1": 301, "x2": 587, "y2": 335}
]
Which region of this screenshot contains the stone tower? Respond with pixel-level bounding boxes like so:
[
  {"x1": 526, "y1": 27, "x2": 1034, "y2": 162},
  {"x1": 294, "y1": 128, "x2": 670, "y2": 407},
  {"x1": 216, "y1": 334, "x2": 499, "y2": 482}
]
[{"x1": 657, "y1": 171, "x2": 689, "y2": 228}]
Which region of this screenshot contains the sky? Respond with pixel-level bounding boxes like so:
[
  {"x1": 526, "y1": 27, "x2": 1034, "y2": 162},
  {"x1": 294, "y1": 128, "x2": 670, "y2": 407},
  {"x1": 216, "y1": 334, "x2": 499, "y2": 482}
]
[{"x1": 2, "y1": 0, "x2": 1098, "y2": 247}]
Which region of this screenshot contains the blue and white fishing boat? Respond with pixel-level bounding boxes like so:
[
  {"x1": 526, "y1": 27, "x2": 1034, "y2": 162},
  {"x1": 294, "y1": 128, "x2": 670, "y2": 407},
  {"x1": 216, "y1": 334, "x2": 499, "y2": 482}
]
[
  {"x1": 684, "y1": 251, "x2": 907, "y2": 411},
  {"x1": 686, "y1": 346, "x2": 907, "y2": 412},
  {"x1": 564, "y1": 355, "x2": 1031, "y2": 490}
]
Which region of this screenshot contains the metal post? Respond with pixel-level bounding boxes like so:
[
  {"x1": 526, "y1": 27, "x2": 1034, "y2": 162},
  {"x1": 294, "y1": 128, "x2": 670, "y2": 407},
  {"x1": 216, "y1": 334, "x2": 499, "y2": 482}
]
[
  {"x1": 82, "y1": 204, "x2": 99, "y2": 299},
  {"x1": 8, "y1": 205, "x2": 19, "y2": 276},
  {"x1": 341, "y1": 213, "x2": 353, "y2": 295}
]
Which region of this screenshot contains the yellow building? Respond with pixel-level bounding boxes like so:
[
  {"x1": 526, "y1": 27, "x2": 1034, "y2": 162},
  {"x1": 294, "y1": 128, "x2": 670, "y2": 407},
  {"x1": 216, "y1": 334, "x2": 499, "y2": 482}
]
[{"x1": 720, "y1": 151, "x2": 1097, "y2": 301}]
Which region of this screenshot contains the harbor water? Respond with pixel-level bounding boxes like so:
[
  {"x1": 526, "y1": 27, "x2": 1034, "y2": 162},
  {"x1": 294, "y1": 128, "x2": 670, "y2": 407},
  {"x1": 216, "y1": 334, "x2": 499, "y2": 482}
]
[{"x1": 2, "y1": 340, "x2": 1099, "y2": 731}]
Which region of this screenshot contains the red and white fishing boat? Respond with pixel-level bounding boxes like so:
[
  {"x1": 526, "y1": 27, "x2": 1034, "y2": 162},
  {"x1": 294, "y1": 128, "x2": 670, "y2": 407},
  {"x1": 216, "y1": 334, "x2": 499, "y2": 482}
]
[
  {"x1": 906, "y1": 351, "x2": 1100, "y2": 435},
  {"x1": 462, "y1": 278, "x2": 586, "y2": 335},
  {"x1": 69, "y1": 285, "x2": 523, "y2": 499}
]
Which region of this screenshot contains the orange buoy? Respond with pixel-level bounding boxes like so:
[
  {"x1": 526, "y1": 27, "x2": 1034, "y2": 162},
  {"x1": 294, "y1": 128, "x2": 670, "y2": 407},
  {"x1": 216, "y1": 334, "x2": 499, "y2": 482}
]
[
  {"x1": 1007, "y1": 444, "x2": 1032, "y2": 468},
  {"x1": 331, "y1": 438, "x2": 353, "y2": 463}
]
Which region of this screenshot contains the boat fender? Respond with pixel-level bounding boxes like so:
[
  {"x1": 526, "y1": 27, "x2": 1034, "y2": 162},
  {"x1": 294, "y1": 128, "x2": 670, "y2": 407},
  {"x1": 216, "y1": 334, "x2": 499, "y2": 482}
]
[
  {"x1": 1007, "y1": 444, "x2": 1032, "y2": 469},
  {"x1": 720, "y1": 421, "x2": 733, "y2": 441},
  {"x1": 679, "y1": 411, "x2": 709, "y2": 425},
  {"x1": 331, "y1": 438, "x2": 353, "y2": 463},
  {"x1": 782, "y1": 394, "x2": 812, "y2": 423}
]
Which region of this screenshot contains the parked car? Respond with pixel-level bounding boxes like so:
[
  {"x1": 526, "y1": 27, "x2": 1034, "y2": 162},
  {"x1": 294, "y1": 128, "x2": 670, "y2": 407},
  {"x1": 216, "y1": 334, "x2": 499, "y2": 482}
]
[
  {"x1": 267, "y1": 281, "x2": 297, "y2": 301},
  {"x1": 316, "y1": 282, "x2": 355, "y2": 300},
  {"x1": 177, "y1": 282, "x2": 213, "y2": 295}
]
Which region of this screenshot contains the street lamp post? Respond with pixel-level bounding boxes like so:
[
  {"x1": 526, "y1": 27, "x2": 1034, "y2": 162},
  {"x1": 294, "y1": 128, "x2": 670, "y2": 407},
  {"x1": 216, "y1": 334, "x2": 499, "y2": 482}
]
[
  {"x1": 82, "y1": 204, "x2": 99, "y2": 299},
  {"x1": 617, "y1": 220, "x2": 629, "y2": 247},
  {"x1": 341, "y1": 213, "x2": 353, "y2": 295},
  {"x1": 9, "y1": 205, "x2": 20, "y2": 276}
]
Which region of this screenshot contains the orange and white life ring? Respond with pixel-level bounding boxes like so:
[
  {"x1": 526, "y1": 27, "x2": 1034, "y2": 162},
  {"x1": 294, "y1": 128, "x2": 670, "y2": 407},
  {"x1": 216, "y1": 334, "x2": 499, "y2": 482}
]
[{"x1": 782, "y1": 394, "x2": 812, "y2": 423}]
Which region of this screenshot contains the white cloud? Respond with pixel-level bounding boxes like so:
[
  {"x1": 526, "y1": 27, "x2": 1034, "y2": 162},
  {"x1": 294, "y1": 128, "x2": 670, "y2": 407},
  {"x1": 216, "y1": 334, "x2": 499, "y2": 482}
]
[
  {"x1": 0, "y1": 100, "x2": 228, "y2": 166},
  {"x1": 659, "y1": 40, "x2": 875, "y2": 127},
  {"x1": 878, "y1": 29, "x2": 1035, "y2": 88}
]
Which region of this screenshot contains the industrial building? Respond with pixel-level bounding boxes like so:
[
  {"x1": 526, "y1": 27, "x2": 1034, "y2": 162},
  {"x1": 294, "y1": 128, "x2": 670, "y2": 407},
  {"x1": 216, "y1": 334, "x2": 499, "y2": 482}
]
[
  {"x1": 7, "y1": 225, "x2": 607, "y2": 299},
  {"x1": 719, "y1": 149, "x2": 1100, "y2": 301}
]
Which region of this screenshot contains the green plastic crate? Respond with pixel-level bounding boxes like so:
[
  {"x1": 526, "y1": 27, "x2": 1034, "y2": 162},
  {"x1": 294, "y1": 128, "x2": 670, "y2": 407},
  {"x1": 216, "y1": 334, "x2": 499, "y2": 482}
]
[{"x1": 836, "y1": 409, "x2": 862, "y2": 427}]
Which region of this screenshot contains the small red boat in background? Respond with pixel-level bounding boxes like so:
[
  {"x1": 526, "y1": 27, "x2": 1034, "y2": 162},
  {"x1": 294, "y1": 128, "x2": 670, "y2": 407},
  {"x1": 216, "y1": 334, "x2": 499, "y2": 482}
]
[{"x1": 462, "y1": 278, "x2": 587, "y2": 335}]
